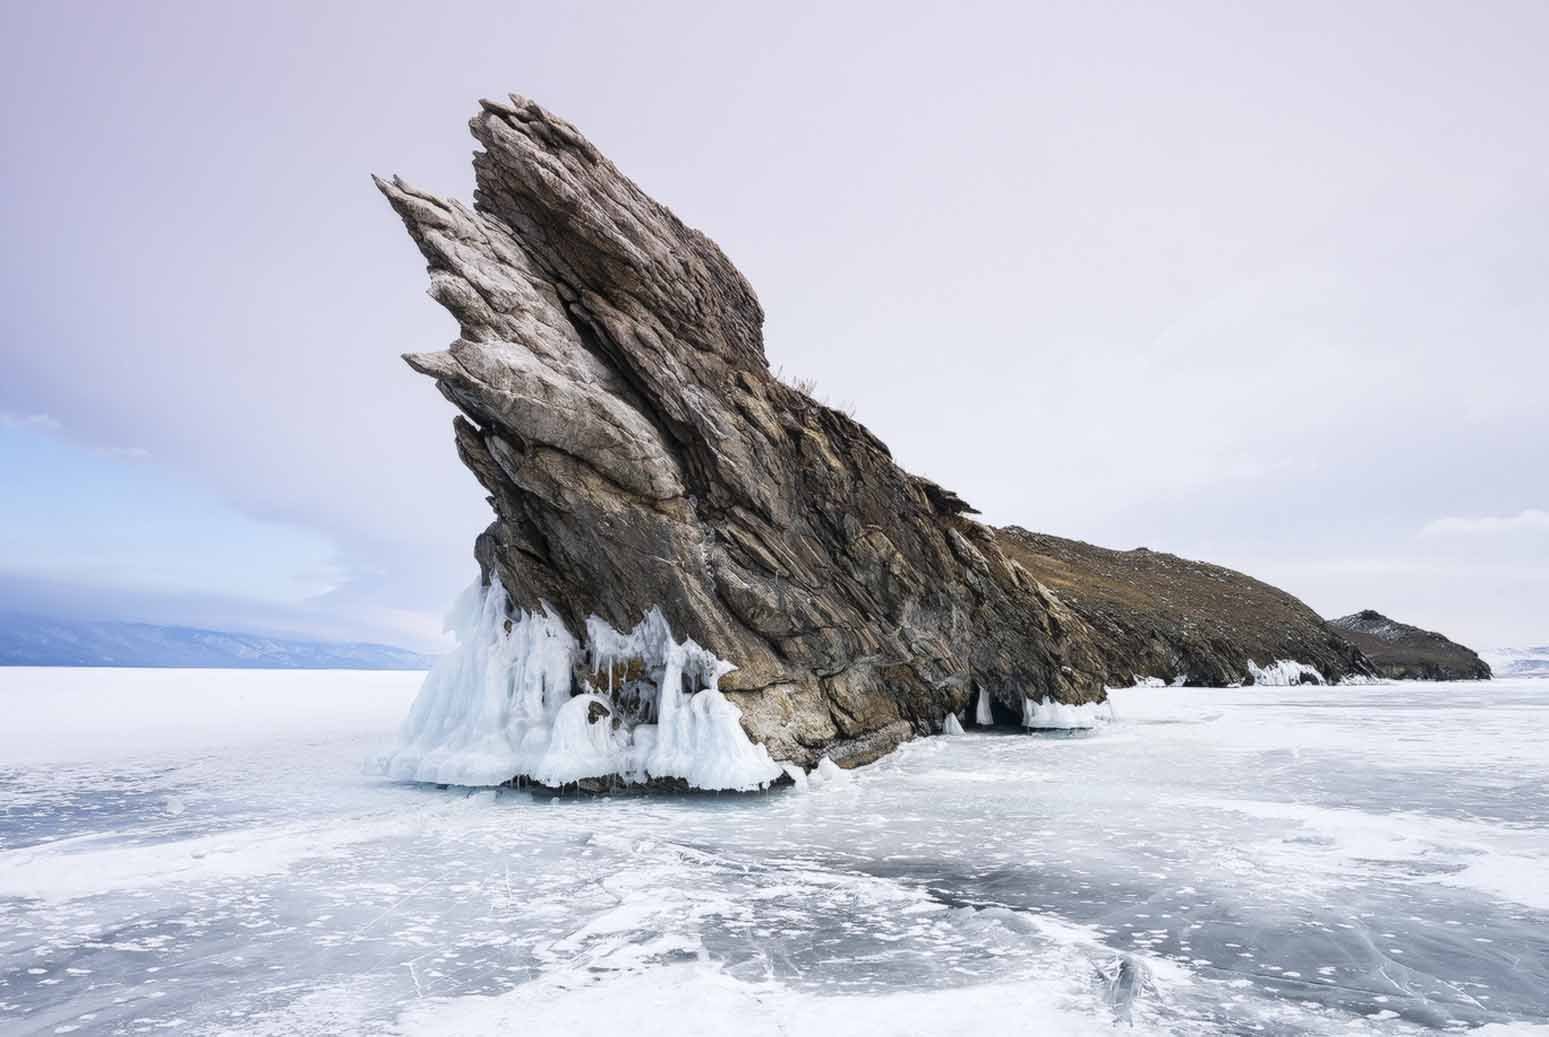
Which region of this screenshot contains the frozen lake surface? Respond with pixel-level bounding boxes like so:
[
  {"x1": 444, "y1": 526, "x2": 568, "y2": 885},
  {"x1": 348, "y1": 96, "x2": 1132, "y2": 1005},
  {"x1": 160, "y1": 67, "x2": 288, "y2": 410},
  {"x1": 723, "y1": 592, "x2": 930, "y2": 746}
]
[{"x1": 2, "y1": 668, "x2": 1546, "y2": 1035}]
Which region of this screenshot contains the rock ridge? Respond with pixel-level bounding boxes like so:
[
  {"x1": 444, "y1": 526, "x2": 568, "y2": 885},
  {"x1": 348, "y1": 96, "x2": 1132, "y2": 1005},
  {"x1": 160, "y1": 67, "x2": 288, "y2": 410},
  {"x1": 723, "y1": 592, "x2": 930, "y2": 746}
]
[
  {"x1": 1329, "y1": 610, "x2": 1491, "y2": 681},
  {"x1": 997, "y1": 529, "x2": 1373, "y2": 686}
]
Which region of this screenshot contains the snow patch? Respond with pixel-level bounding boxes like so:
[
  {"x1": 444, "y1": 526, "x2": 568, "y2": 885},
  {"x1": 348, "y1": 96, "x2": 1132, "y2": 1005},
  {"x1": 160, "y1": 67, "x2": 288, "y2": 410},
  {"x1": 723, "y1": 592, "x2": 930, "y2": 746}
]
[
  {"x1": 394, "y1": 960, "x2": 1135, "y2": 1037},
  {"x1": 1246, "y1": 659, "x2": 1325, "y2": 686},
  {"x1": 807, "y1": 756, "x2": 852, "y2": 790},
  {"x1": 373, "y1": 579, "x2": 783, "y2": 791},
  {"x1": 1436, "y1": 853, "x2": 1549, "y2": 912}
]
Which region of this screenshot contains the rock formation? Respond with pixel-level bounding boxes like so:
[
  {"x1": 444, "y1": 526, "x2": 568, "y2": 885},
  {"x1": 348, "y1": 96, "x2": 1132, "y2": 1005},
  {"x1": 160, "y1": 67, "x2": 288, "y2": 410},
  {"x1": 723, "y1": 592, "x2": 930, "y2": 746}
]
[
  {"x1": 999, "y1": 531, "x2": 1373, "y2": 686},
  {"x1": 1329, "y1": 610, "x2": 1491, "y2": 681},
  {"x1": 377, "y1": 95, "x2": 1377, "y2": 787}
]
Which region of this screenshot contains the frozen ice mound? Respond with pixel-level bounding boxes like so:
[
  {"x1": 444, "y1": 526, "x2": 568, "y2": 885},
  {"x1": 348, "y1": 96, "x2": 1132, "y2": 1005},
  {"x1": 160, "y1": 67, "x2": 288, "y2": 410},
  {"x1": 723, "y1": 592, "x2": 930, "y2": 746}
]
[
  {"x1": 971, "y1": 685, "x2": 1113, "y2": 730},
  {"x1": 1022, "y1": 696, "x2": 1115, "y2": 730},
  {"x1": 1246, "y1": 659, "x2": 1326, "y2": 686},
  {"x1": 372, "y1": 579, "x2": 784, "y2": 791}
]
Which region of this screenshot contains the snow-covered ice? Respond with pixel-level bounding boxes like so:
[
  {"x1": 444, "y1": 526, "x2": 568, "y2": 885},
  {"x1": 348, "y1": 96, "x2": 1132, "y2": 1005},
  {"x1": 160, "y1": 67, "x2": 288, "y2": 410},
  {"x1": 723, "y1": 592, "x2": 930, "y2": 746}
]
[{"x1": 3, "y1": 668, "x2": 1548, "y2": 1034}]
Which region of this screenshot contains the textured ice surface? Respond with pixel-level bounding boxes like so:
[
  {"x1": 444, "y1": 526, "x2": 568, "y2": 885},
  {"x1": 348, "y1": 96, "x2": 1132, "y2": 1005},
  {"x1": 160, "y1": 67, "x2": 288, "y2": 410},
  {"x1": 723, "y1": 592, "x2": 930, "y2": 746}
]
[
  {"x1": 373, "y1": 579, "x2": 782, "y2": 791},
  {"x1": 3, "y1": 670, "x2": 1548, "y2": 1034}
]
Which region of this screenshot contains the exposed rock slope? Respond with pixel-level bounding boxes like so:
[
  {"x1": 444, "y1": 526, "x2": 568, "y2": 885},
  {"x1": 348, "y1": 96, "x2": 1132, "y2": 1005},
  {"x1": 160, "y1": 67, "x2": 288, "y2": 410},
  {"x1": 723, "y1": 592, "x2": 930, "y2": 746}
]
[
  {"x1": 998, "y1": 531, "x2": 1373, "y2": 686},
  {"x1": 1330, "y1": 610, "x2": 1491, "y2": 681}
]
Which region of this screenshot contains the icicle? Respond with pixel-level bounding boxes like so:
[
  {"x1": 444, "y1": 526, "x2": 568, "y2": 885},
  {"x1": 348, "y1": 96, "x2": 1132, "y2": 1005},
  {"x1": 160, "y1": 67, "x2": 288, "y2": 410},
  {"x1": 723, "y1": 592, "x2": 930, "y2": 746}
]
[
  {"x1": 975, "y1": 685, "x2": 994, "y2": 727},
  {"x1": 1020, "y1": 695, "x2": 1114, "y2": 730},
  {"x1": 373, "y1": 578, "x2": 783, "y2": 791}
]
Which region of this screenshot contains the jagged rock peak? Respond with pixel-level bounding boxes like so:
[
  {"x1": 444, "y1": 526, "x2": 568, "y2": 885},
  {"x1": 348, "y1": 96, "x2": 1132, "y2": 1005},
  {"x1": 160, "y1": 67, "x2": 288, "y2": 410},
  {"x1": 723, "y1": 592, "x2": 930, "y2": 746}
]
[{"x1": 377, "y1": 95, "x2": 1111, "y2": 769}]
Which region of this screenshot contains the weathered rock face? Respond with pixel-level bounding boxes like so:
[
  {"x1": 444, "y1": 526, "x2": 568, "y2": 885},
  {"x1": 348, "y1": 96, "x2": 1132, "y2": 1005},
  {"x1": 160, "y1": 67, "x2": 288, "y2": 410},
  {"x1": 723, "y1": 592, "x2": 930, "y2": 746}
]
[
  {"x1": 380, "y1": 97, "x2": 1396, "y2": 780},
  {"x1": 1329, "y1": 610, "x2": 1491, "y2": 681},
  {"x1": 378, "y1": 95, "x2": 1110, "y2": 768},
  {"x1": 998, "y1": 530, "x2": 1375, "y2": 686}
]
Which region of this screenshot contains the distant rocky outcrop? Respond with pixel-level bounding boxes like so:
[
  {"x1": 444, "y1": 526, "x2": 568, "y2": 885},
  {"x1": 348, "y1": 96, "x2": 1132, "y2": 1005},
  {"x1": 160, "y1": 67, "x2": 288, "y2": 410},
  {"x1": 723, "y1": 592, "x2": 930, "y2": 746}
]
[
  {"x1": 378, "y1": 95, "x2": 1377, "y2": 783},
  {"x1": 999, "y1": 531, "x2": 1373, "y2": 686},
  {"x1": 1329, "y1": 610, "x2": 1491, "y2": 681}
]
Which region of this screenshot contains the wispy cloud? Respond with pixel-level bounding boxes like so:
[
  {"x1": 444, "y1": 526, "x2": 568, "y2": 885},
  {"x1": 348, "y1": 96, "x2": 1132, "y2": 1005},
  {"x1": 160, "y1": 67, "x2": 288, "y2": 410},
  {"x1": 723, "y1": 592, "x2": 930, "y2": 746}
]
[
  {"x1": 2, "y1": 411, "x2": 150, "y2": 461},
  {"x1": 1421, "y1": 509, "x2": 1549, "y2": 537},
  {"x1": 94, "y1": 445, "x2": 152, "y2": 461},
  {"x1": 0, "y1": 411, "x2": 62, "y2": 431}
]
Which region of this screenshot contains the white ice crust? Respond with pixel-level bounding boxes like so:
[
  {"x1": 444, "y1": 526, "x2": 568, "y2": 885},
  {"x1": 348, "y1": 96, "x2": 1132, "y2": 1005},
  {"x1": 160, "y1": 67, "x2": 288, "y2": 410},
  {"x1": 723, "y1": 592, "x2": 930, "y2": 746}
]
[
  {"x1": 1246, "y1": 659, "x2": 1326, "y2": 686},
  {"x1": 942, "y1": 712, "x2": 966, "y2": 735},
  {"x1": 374, "y1": 579, "x2": 783, "y2": 791}
]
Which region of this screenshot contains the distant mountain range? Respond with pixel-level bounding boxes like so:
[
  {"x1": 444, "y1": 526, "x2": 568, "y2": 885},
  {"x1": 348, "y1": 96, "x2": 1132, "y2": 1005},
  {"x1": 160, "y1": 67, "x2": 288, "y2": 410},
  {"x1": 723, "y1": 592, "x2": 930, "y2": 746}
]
[
  {"x1": 1480, "y1": 646, "x2": 1549, "y2": 679},
  {"x1": 0, "y1": 614, "x2": 434, "y2": 669}
]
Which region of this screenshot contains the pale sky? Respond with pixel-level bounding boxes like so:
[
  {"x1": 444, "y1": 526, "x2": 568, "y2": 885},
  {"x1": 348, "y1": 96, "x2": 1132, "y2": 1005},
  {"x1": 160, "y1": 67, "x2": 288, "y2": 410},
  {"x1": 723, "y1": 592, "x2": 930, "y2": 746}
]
[{"x1": 2, "y1": 1, "x2": 1545, "y2": 650}]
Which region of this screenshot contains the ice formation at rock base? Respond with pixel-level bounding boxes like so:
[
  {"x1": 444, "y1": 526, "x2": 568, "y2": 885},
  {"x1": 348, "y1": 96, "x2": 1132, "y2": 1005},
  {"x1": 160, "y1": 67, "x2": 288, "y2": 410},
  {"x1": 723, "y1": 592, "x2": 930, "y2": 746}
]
[
  {"x1": 373, "y1": 579, "x2": 783, "y2": 792},
  {"x1": 1246, "y1": 659, "x2": 1327, "y2": 686},
  {"x1": 1021, "y1": 695, "x2": 1116, "y2": 730},
  {"x1": 967, "y1": 683, "x2": 1113, "y2": 731},
  {"x1": 372, "y1": 584, "x2": 1333, "y2": 792},
  {"x1": 975, "y1": 685, "x2": 995, "y2": 726}
]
